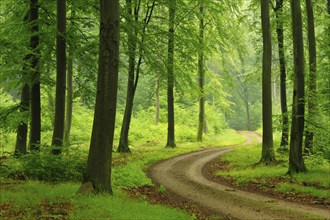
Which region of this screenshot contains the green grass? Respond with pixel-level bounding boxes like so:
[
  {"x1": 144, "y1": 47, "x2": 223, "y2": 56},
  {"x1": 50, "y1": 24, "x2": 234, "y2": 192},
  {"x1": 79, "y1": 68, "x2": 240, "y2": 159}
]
[
  {"x1": 0, "y1": 181, "x2": 192, "y2": 220},
  {"x1": 1, "y1": 129, "x2": 244, "y2": 219},
  {"x1": 215, "y1": 140, "x2": 330, "y2": 200},
  {"x1": 276, "y1": 183, "x2": 330, "y2": 199}
]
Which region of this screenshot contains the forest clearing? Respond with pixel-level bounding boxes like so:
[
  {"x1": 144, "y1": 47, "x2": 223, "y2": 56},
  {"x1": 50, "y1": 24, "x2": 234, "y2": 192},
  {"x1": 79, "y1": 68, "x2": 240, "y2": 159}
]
[{"x1": 0, "y1": 0, "x2": 329, "y2": 219}]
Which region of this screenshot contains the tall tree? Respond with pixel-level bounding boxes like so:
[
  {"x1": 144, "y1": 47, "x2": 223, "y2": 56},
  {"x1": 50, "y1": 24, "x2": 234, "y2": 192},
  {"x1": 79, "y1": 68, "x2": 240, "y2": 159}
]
[
  {"x1": 260, "y1": 0, "x2": 275, "y2": 163},
  {"x1": 274, "y1": 0, "x2": 289, "y2": 149},
  {"x1": 29, "y1": 0, "x2": 41, "y2": 151},
  {"x1": 288, "y1": 0, "x2": 306, "y2": 174},
  {"x1": 52, "y1": 0, "x2": 67, "y2": 154},
  {"x1": 117, "y1": 0, "x2": 155, "y2": 153},
  {"x1": 82, "y1": 0, "x2": 120, "y2": 193},
  {"x1": 15, "y1": 12, "x2": 31, "y2": 155},
  {"x1": 304, "y1": 0, "x2": 317, "y2": 154},
  {"x1": 64, "y1": 8, "x2": 75, "y2": 146},
  {"x1": 197, "y1": 1, "x2": 205, "y2": 142},
  {"x1": 166, "y1": 0, "x2": 176, "y2": 148}
]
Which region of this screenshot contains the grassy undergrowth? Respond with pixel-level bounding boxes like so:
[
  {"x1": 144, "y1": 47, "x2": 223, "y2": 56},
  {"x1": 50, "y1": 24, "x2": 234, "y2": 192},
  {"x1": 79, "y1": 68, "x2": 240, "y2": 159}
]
[
  {"x1": 0, "y1": 129, "x2": 244, "y2": 219},
  {"x1": 216, "y1": 136, "x2": 330, "y2": 201}
]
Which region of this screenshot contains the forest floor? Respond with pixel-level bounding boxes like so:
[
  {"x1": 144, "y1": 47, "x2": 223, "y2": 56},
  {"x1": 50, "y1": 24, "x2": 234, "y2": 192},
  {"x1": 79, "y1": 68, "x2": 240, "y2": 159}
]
[{"x1": 127, "y1": 132, "x2": 330, "y2": 220}]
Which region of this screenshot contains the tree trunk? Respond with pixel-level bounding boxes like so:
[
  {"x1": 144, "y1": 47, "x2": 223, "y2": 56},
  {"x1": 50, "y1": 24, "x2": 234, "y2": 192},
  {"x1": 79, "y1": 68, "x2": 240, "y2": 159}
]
[
  {"x1": 117, "y1": 0, "x2": 136, "y2": 153},
  {"x1": 274, "y1": 0, "x2": 289, "y2": 149},
  {"x1": 304, "y1": 0, "x2": 317, "y2": 154},
  {"x1": 166, "y1": 0, "x2": 176, "y2": 148},
  {"x1": 155, "y1": 74, "x2": 160, "y2": 125},
  {"x1": 288, "y1": 0, "x2": 306, "y2": 174},
  {"x1": 52, "y1": 0, "x2": 66, "y2": 154},
  {"x1": 15, "y1": 83, "x2": 30, "y2": 155},
  {"x1": 29, "y1": 0, "x2": 41, "y2": 152},
  {"x1": 197, "y1": 3, "x2": 205, "y2": 142},
  {"x1": 260, "y1": 0, "x2": 275, "y2": 163},
  {"x1": 64, "y1": 8, "x2": 75, "y2": 147},
  {"x1": 83, "y1": 0, "x2": 120, "y2": 193}
]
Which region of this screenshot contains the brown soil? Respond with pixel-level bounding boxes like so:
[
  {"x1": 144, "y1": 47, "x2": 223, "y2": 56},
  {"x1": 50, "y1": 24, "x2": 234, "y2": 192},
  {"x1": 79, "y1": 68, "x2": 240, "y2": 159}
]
[{"x1": 143, "y1": 131, "x2": 330, "y2": 220}]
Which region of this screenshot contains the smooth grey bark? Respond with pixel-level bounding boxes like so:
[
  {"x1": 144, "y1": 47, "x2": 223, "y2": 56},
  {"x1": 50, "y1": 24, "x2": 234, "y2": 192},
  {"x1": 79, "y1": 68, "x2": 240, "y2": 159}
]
[
  {"x1": 274, "y1": 0, "x2": 289, "y2": 149},
  {"x1": 260, "y1": 0, "x2": 275, "y2": 163},
  {"x1": 29, "y1": 0, "x2": 41, "y2": 151},
  {"x1": 304, "y1": 0, "x2": 317, "y2": 154},
  {"x1": 197, "y1": 3, "x2": 205, "y2": 142},
  {"x1": 288, "y1": 0, "x2": 306, "y2": 174},
  {"x1": 166, "y1": 0, "x2": 176, "y2": 148},
  {"x1": 52, "y1": 0, "x2": 66, "y2": 154},
  {"x1": 83, "y1": 0, "x2": 120, "y2": 193}
]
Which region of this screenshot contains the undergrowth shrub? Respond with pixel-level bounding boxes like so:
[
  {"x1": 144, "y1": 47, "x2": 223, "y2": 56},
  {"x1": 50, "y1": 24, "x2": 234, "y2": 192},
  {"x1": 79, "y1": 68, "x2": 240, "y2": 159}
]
[{"x1": 0, "y1": 148, "x2": 86, "y2": 182}]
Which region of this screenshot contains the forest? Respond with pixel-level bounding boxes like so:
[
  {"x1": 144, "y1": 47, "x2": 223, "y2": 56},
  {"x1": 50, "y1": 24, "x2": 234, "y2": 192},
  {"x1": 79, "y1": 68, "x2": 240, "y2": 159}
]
[{"x1": 0, "y1": 0, "x2": 329, "y2": 219}]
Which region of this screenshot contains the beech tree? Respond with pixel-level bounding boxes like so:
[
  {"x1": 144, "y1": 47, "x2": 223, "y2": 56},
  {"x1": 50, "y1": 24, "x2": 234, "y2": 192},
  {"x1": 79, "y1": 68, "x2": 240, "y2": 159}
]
[
  {"x1": 304, "y1": 0, "x2": 317, "y2": 154},
  {"x1": 82, "y1": 0, "x2": 120, "y2": 193},
  {"x1": 197, "y1": 1, "x2": 205, "y2": 142},
  {"x1": 51, "y1": 0, "x2": 66, "y2": 154},
  {"x1": 166, "y1": 0, "x2": 176, "y2": 148},
  {"x1": 29, "y1": 0, "x2": 41, "y2": 151},
  {"x1": 274, "y1": 0, "x2": 289, "y2": 149},
  {"x1": 260, "y1": 0, "x2": 275, "y2": 163},
  {"x1": 288, "y1": 0, "x2": 306, "y2": 174}
]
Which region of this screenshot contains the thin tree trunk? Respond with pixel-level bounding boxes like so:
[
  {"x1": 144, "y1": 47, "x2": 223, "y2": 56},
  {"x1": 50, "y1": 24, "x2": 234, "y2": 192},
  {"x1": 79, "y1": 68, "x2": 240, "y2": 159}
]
[
  {"x1": 166, "y1": 0, "x2": 176, "y2": 148},
  {"x1": 118, "y1": 0, "x2": 155, "y2": 153},
  {"x1": 15, "y1": 83, "x2": 30, "y2": 155},
  {"x1": 197, "y1": 3, "x2": 205, "y2": 142},
  {"x1": 304, "y1": 0, "x2": 317, "y2": 154},
  {"x1": 64, "y1": 8, "x2": 75, "y2": 146},
  {"x1": 155, "y1": 74, "x2": 160, "y2": 125},
  {"x1": 52, "y1": 0, "x2": 66, "y2": 154},
  {"x1": 64, "y1": 36, "x2": 73, "y2": 146},
  {"x1": 83, "y1": 0, "x2": 120, "y2": 193},
  {"x1": 288, "y1": 0, "x2": 306, "y2": 174},
  {"x1": 274, "y1": 0, "x2": 289, "y2": 149},
  {"x1": 260, "y1": 0, "x2": 275, "y2": 163},
  {"x1": 29, "y1": 0, "x2": 41, "y2": 151}
]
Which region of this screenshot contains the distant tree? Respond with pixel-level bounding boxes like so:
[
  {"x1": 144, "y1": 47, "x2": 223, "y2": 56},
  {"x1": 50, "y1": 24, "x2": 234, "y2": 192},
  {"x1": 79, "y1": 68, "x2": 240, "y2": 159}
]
[
  {"x1": 166, "y1": 0, "x2": 176, "y2": 148},
  {"x1": 64, "y1": 8, "x2": 75, "y2": 147},
  {"x1": 260, "y1": 0, "x2": 275, "y2": 163},
  {"x1": 304, "y1": 0, "x2": 317, "y2": 154},
  {"x1": 288, "y1": 0, "x2": 306, "y2": 174},
  {"x1": 273, "y1": 0, "x2": 289, "y2": 149},
  {"x1": 82, "y1": 0, "x2": 120, "y2": 193},
  {"x1": 197, "y1": 1, "x2": 205, "y2": 142},
  {"x1": 29, "y1": 0, "x2": 41, "y2": 151}
]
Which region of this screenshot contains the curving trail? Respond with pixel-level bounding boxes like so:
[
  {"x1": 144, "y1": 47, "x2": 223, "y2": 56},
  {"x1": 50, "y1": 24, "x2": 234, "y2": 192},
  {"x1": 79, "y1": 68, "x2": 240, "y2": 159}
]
[{"x1": 148, "y1": 132, "x2": 330, "y2": 220}]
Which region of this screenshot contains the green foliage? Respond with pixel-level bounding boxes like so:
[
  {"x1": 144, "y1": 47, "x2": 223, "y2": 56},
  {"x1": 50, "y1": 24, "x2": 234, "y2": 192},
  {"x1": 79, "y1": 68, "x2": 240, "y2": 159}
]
[{"x1": 0, "y1": 150, "x2": 86, "y2": 182}]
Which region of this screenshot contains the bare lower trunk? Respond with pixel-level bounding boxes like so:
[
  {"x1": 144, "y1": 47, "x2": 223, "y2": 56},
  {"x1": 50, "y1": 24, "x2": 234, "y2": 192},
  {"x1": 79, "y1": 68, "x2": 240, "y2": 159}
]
[
  {"x1": 29, "y1": 0, "x2": 40, "y2": 151},
  {"x1": 304, "y1": 0, "x2": 317, "y2": 154},
  {"x1": 83, "y1": 0, "x2": 120, "y2": 193},
  {"x1": 15, "y1": 83, "x2": 30, "y2": 155},
  {"x1": 166, "y1": 0, "x2": 176, "y2": 148},
  {"x1": 155, "y1": 75, "x2": 160, "y2": 125},
  {"x1": 288, "y1": 0, "x2": 306, "y2": 174},
  {"x1": 52, "y1": 0, "x2": 66, "y2": 154},
  {"x1": 260, "y1": 0, "x2": 275, "y2": 163}
]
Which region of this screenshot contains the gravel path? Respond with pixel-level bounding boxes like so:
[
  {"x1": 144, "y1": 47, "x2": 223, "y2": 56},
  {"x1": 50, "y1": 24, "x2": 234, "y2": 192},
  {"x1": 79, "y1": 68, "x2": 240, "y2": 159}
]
[{"x1": 148, "y1": 132, "x2": 330, "y2": 220}]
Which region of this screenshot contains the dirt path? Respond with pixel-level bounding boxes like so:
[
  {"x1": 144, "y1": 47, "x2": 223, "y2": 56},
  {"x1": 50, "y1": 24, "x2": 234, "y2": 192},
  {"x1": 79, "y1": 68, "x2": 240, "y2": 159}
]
[{"x1": 148, "y1": 132, "x2": 330, "y2": 220}]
